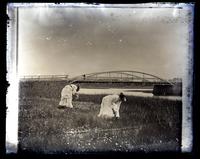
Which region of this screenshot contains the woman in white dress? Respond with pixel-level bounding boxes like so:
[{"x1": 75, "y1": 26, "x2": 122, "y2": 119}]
[
  {"x1": 59, "y1": 84, "x2": 80, "y2": 108},
  {"x1": 98, "y1": 92, "x2": 126, "y2": 119}
]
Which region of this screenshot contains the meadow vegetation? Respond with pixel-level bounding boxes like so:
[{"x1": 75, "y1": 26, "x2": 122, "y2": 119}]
[{"x1": 18, "y1": 81, "x2": 182, "y2": 153}]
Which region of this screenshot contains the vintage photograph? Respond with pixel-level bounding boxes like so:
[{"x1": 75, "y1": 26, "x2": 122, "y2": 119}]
[{"x1": 6, "y1": 3, "x2": 193, "y2": 154}]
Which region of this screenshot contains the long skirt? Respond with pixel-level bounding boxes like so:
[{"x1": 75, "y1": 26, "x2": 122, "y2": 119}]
[
  {"x1": 59, "y1": 95, "x2": 73, "y2": 108},
  {"x1": 98, "y1": 102, "x2": 115, "y2": 118}
]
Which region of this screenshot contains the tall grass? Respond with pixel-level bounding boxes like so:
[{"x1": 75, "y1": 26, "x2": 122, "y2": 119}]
[{"x1": 18, "y1": 81, "x2": 182, "y2": 153}]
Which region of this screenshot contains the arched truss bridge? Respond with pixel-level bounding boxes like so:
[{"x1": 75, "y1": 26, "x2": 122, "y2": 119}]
[{"x1": 69, "y1": 70, "x2": 174, "y2": 85}]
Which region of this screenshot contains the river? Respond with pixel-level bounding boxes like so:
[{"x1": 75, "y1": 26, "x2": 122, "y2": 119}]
[{"x1": 78, "y1": 88, "x2": 182, "y2": 101}]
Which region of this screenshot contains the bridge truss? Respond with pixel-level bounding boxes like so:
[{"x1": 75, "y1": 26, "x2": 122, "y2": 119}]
[{"x1": 69, "y1": 70, "x2": 173, "y2": 85}]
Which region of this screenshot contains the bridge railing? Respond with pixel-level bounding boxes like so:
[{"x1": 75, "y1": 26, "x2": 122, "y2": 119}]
[{"x1": 20, "y1": 75, "x2": 69, "y2": 81}]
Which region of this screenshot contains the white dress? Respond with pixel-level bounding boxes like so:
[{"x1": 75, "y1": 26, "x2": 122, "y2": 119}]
[
  {"x1": 59, "y1": 84, "x2": 78, "y2": 108},
  {"x1": 98, "y1": 94, "x2": 121, "y2": 118}
]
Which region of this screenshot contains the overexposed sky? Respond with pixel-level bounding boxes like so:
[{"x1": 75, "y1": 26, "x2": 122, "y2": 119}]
[{"x1": 18, "y1": 5, "x2": 192, "y2": 79}]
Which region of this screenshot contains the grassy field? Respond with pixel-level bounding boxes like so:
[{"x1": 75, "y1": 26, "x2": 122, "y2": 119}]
[{"x1": 18, "y1": 81, "x2": 182, "y2": 154}]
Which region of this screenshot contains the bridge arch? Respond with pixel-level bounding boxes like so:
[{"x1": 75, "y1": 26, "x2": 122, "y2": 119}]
[{"x1": 69, "y1": 70, "x2": 173, "y2": 85}]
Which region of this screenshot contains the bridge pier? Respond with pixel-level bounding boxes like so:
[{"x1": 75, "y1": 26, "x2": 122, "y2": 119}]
[{"x1": 153, "y1": 83, "x2": 182, "y2": 96}]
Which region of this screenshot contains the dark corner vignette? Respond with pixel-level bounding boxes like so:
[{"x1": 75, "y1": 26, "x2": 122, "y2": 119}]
[
  {"x1": 0, "y1": 1, "x2": 9, "y2": 158},
  {"x1": 193, "y1": 2, "x2": 199, "y2": 159}
]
